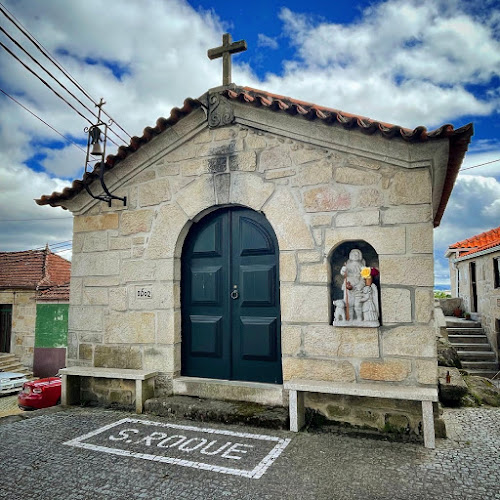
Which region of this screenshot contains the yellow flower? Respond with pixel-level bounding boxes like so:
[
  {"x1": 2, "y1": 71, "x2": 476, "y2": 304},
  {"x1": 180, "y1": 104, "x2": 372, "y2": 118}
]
[{"x1": 360, "y1": 267, "x2": 371, "y2": 279}]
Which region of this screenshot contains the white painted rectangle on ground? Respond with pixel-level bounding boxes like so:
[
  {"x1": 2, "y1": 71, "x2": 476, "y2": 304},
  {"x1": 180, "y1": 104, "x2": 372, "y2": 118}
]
[{"x1": 64, "y1": 418, "x2": 291, "y2": 479}]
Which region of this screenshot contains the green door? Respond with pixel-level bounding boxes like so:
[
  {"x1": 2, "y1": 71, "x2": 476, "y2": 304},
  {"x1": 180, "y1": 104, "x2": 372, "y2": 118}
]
[{"x1": 181, "y1": 207, "x2": 282, "y2": 384}]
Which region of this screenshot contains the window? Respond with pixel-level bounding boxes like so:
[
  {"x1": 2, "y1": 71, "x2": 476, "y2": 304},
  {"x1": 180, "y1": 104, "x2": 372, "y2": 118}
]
[{"x1": 494, "y1": 258, "x2": 500, "y2": 288}]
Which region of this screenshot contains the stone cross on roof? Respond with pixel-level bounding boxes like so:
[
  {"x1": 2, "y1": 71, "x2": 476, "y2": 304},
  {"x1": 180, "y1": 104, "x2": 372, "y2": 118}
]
[{"x1": 207, "y1": 33, "x2": 247, "y2": 86}]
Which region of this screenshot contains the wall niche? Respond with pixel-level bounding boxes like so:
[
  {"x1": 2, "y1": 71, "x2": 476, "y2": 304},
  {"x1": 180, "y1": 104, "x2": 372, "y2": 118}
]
[{"x1": 329, "y1": 241, "x2": 381, "y2": 327}]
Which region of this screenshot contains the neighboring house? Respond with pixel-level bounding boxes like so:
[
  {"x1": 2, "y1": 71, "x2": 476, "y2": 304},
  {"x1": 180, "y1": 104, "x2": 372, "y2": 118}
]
[
  {"x1": 0, "y1": 247, "x2": 71, "y2": 375},
  {"x1": 446, "y1": 226, "x2": 500, "y2": 358},
  {"x1": 36, "y1": 82, "x2": 472, "y2": 439}
]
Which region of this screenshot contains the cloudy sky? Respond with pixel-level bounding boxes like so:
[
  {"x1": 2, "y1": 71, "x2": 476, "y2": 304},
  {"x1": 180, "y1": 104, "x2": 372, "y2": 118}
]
[{"x1": 0, "y1": 0, "x2": 499, "y2": 286}]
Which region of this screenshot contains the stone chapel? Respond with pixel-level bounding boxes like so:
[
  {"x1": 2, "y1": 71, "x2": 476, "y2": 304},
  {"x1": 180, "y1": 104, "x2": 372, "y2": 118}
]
[{"x1": 36, "y1": 37, "x2": 473, "y2": 446}]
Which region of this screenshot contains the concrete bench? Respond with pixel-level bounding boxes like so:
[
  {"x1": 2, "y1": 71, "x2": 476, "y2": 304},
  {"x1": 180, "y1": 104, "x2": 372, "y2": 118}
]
[
  {"x1": 59, "y1": 367, "x2": 158, "y2": 414},
  {"x1": 284, "y1": 379, "x2": 439, "y2": 449}
]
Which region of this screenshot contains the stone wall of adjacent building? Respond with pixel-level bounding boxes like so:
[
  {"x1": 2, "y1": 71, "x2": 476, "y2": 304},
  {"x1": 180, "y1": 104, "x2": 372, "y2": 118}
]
[
  {"x1": 66, "y1": 114, "x2": 438, "y2": 413},
  {"x1": 454, "y1": 250, "x2": 500, "y2": 356},
  {"x1": 0, "y1": 290, "x2": 36, "y2": 368}
]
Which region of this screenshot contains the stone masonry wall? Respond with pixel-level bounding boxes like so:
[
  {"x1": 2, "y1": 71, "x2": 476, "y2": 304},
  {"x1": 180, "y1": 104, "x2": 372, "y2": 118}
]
[
  {"x1": 68, "y1": 119, "x2": 437, "y2": 400},
  {"x1": 0, "y1": 290, "x2": 36, "y2": 368},
  {"x1": 456, "y1": 250, "x2": 500, "y2": 356}
]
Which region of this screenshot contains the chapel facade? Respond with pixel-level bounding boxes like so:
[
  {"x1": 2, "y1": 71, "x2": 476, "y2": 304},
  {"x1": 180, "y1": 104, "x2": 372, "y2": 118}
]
[{"x1": 37, "y1": 83, "x2": 473, "y2": 440}]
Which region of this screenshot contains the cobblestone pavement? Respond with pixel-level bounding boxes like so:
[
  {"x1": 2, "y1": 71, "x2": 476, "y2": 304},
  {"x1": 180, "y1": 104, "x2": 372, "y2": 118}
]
[
  {"x1": 0, "y1": 407, "x2": 499, "y2": 500},
  {"x1": 0, "y1": 394, "x2": 21, "y2": 417}
]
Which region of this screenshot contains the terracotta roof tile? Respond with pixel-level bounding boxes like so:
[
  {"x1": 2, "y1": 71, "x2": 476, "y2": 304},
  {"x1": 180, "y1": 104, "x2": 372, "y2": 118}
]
[
  {"x1": 0, "y1": 248, "x2": 71, "y2": 290},
  {"x1": 36, "y1": 282, "x2": 70, "y2": 301},
  {"x1": 449, "y1": 226, "x2": 500, "y2": 257},
  {"x1": 35, "y1": 86, "x2": 473, "y2": 227}
]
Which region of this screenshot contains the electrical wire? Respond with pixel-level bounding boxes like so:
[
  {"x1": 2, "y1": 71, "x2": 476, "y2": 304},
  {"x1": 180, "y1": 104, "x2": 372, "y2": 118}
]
[
  {"x1": 47, "y1": 243, "x2": 72, "y2": 250},
  {"x1": 0, "y1": 25, "x2": 128, "y2": 145},
  {"x1": 0, "y1": 216, "x2": 73, "y2": 222},
  {"x1": 0, "y1": 86, "x2": 88, "y2": 154},
  {"x1": 0, "y1": 1, "x2": 132, "y2": 140},
  {"x1": 1, "y1": 3, "x2": 497, "y2": 180},
  {"x1": 1, "y1": 41, "x2": 94, "y2": 125},
  {"x1": 460, "y1": 158, "x2": 500, "y2": 172},
  {"x1": 0, "y1": 243, "x2": 73, "y2": 263},
  {"x1": 0, "y1": 39, "x2": 119, "y2": 149}
]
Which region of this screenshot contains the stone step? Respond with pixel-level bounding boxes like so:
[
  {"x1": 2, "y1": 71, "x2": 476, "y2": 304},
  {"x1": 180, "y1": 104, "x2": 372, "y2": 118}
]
[
  {"x1": 448, "y1": 335, "x2": 489, "y2": 344},
  {"x1": 6, "y1": 368, "x2": 32, "y2": 377},
  {"x1": 465, "y1": 370, "x2": 499, "y2": 379},
  {"x1": 0, "y1": 362, "x2": 26, "y2": 372},
  {"x1": 462, "y1": 361, "x2": 499, "y2": 370},
  {"x1": 454, "y1": 344, "x2": 493, "y2": 352},
  {"x1": 446, "y1": 328, "x2": 485, "y2": 335},
  {"x1": 0, "y1": 353, "x2": 32, "y2": 378},
  {"x1": 0, "y1": 354, "x2": 17, "y2": 365},
  {"x1": 445, "y1": 320, "x2": 482, "y2": 329},
  {"x1": 144, "y1": 395, "x2": 289, "y2": 430},
  {"x1": 459, "y1": 351, "x2": 497, "y2": 360},
  {"x1": 172, "y1": 376, "x2": 287, "y2": 407}
]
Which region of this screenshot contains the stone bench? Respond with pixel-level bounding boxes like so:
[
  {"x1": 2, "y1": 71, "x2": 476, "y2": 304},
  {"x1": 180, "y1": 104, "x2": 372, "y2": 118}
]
[
  {"x1": 59, "y1": 367, "x2": 158, "y2": 414},
  {"x1": 284, "y1": 379, "x2": 439, "y2": 449}
]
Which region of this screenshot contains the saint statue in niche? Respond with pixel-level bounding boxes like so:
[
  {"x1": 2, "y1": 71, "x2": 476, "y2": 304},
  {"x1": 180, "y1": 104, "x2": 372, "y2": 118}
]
[{"x1": 334, "y1": 248, "x2": 379, "y2": 327}]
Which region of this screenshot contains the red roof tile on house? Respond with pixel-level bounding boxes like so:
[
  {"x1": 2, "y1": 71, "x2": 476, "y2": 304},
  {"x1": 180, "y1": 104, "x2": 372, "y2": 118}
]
[
  {"x1": 0, "y1": 247, "x2": 71, "y2": 290},
  {"x1": 448, "y1": 226, "x2": 500, "y2": 257},
  {"x1": 36, "y1": 282, "x2": 70, "y2": 301},
  {"x1": 35, "y1": 85, "x2": 473, "y2": 227}
]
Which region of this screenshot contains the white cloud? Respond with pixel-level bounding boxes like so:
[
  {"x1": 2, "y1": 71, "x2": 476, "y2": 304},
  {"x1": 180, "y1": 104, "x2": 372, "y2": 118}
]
[
  {"x1": 0, "y1": 0, "x2": 499, "y2": 285},
  {"x1": 279, "y1": 1, "x2": 500, "y2": 85},
  {"x1": 273, "y1": 0, "x2": 500, "y2": 128},
  {"x1": 459, "y1": 147, "x2": 500, "y2": 178},
  {"x1": 0, "y1": 163, "x2": 73, "y2": 251},
  {"x1": 433, "y1": 256, "x2": 452, "y2": 286},
  {"x1": 0, "y1": 0, "x2": 227, "y2": 142},
  {"x1": 257, "y1": 34, "x2": 279, "y2": 50},
  {"x1": 483, "y1": 199, "x2": 500, "y2": 218},
  {"x1": 433, "y1": 173, "x2": 500, "y2": 285},
  {"x1": 434, "y1": 175, "x2": 500, "y2": 249},
  {"x1": 0, "y1": 0, "x2": 229, "y2": 252},
  {"x1": 40, "y1": 144, "x2": 86, "y2": 179}
]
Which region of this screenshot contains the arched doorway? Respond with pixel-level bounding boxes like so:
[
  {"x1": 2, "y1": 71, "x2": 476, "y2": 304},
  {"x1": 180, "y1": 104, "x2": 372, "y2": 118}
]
[{"x1": 181, "y1": 207, "x2": 282, "y2": 384}]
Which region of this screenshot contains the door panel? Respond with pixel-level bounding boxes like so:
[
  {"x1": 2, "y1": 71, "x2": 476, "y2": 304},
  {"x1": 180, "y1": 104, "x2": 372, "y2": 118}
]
[
  {"x1": 240, "y1": 265, "x2": 276, "y2": 307},
  {"x1": 239, "y1": 317, "x2": 277, "y2": 361},
  {"x1": 190, "y1": 266, "x2": 222, "y2": 305},
  {"x1": 231, "y1": 209, "x2": 282, "y2": 383},
  {"x1": 189, "y1": 315, "x2": 223, "y2": 357},
  {"x1": 239, "y1": 217, "x2": 274, "y2": 255},
  {"x1": 192, "y1": 218, "x2": 223, "y2": 256},
  {"x1": 181, "y1": 208, "x2": 282, "y2": 384},
  {"x1": 181, "y1": 212, "x2": 231, "y2": 379}
]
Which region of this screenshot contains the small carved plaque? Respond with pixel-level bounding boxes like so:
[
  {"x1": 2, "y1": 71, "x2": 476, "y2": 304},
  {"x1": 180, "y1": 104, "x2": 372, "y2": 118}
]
[
  {"x1": 497, "y1": 298, "x2": 500, "y2": 307},
  {"x1": 135, "y1": 286, "x2": 153, "y2": 300}
]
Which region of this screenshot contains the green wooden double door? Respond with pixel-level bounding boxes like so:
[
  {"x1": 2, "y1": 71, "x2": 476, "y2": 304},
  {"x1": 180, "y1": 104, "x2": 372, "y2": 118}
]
[{"x1": 181, "y1": 207, "x2": 282, "y2": 384}]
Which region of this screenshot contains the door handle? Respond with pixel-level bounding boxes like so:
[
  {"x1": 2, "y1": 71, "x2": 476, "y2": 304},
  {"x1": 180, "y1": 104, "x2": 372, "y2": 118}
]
[{"x1": 230, "y1": 285, "x2": 239, "y2": 299}]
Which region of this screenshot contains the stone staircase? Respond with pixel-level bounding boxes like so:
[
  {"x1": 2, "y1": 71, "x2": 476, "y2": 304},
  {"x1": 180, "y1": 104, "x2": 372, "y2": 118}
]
[
  {"x1": 447, "y1": 319, "x2": 499, "y2": 378},
  {"x1": 0, "y1": 353, "x2": 32, "y2": 377}
]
